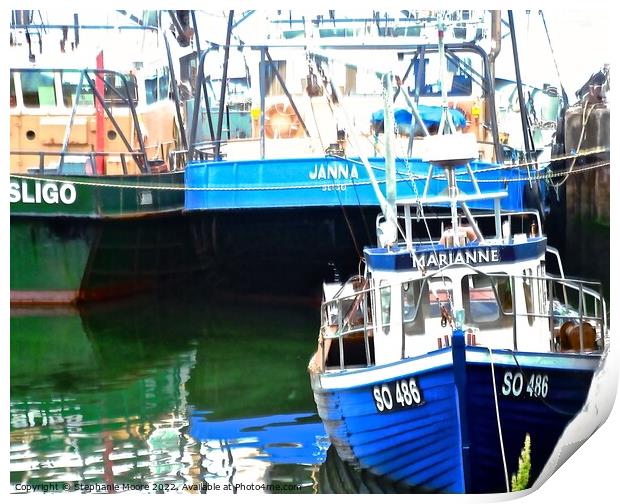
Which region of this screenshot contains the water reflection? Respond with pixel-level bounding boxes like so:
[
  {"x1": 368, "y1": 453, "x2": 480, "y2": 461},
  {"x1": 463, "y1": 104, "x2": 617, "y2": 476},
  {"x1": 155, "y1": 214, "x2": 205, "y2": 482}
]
[
  {"x1": 10, "y1": 293, "x2": 328, "y2": 493},
  {"x1": 318, "y1": 447, "x2": 420, "y2": 494}
]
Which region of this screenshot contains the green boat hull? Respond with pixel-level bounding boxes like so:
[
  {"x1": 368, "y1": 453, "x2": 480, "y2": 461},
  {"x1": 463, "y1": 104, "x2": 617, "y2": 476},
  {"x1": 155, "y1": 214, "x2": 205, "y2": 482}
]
[{"x1": 10, "y1": 172, "x2": 210, "y2": 304}]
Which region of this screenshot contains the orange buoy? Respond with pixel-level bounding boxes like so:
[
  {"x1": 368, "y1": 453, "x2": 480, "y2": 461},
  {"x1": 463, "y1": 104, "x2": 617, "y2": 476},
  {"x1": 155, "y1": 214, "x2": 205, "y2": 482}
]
[{"x1": 264, "y1": 102, "x2": 301, "y2": 139}]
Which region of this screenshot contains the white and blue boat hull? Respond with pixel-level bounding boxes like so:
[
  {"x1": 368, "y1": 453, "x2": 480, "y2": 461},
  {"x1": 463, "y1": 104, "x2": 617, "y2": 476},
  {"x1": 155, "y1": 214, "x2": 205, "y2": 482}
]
[{"x1": 311, "y1": 336, "x2": 601, "y2": 493}]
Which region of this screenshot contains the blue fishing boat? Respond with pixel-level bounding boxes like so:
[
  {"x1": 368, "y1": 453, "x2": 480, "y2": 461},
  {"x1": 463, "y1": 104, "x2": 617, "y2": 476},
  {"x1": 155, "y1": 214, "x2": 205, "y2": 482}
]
[
  {"x1": 307, "y1": 125, "x2": 609, "y2": 493},
  {"x1": 178, "y1": 20, "x2": 550, "y2": 296}
]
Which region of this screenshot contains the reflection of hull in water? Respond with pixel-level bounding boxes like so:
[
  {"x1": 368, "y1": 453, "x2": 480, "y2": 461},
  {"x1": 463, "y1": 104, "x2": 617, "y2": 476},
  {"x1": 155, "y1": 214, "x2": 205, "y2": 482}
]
[
  {"x1": 319, "y1": 446, "x2": 417, "y2": 494},
  {"x1": 190, "y1": 412, "x2": 327, "y2": 466},
  {"x1": 10, "y1": 293, "x2": 323, "y2": 491},
  {"x1": 185, "y1": 300, "x2": 320, "y2": 419},
  {"x1": 10, "y1": 300, "x2": 199, "y2": 487},
  {"x1": 10, "y1": 297, "x2": 198, "y2": 438}
]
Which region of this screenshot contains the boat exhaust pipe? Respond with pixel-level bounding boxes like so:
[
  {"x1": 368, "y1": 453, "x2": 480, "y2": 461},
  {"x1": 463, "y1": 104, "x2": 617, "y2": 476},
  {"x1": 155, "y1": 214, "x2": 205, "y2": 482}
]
[{"x1": 488, "y1": 10, "x2": 502, "y2": 82}]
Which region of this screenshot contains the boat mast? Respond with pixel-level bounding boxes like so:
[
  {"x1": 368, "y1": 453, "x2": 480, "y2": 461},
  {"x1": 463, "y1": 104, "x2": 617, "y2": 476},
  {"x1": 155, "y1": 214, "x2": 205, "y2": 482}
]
[
  {"x1": 437, "y1": 18, "x2": 456, "y2": 135},
  {"x1": 507, "y1": 11, "x2": 536, "y2": 183},
  {"x1": 215, "y1": 10, "x2": 235, "y2": 160},
  {"x1": 383, "y1": 72, "x2": 398, "y2": 245},
  {"x1": 436, "y1": 17, "x2": 460, "y2": 236},
  {"x1": 324, "y1": 65, "x2": 399, "y2": 238}
]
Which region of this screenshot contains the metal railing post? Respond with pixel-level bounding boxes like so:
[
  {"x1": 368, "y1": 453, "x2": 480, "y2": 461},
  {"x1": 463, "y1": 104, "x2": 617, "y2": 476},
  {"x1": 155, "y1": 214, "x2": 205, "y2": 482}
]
[
  {"x1": 578, "y1": 282, "x2": 584, "y2": 352},
  {"x1": 363, "y1": 291, "x2": 371, "y2": 367},
  {"x1": 337, "y1": 299, "x2": 344, "y2": 370},
  {"x1": 511, "y1": 276, "x2": 517, "y2": 350},
  {"x1": 120, "y1": 153, "x2": 127, "y2": 175},
  {"x1": 549, "y1": 280, "x2": 555, "y2": 349}
]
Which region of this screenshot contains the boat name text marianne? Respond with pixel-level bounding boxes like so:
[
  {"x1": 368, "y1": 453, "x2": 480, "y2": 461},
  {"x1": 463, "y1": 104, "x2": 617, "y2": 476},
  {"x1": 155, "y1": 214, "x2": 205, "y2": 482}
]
[
  {"x1": 308, "y1": 163, "x2": 359, "y2": 181},
  {"x1": 10, "y1": 180, "x2": 77, "y2": 205},
  {"x1": 414, "y1": 247, "x2": 500, "y2": 269}
]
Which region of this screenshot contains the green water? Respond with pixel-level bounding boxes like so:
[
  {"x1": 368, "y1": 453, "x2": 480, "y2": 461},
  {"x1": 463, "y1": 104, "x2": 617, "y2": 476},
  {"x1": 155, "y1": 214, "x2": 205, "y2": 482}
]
[{"x1": 10, "y1": 292, "x2": 332, "y2": 494}]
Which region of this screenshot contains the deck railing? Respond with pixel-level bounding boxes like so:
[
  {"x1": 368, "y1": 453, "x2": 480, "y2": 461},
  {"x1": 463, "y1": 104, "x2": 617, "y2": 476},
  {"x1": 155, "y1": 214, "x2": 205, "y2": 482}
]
[
  {"x1": 319, "y1": 271, "x2": 607, "y2": 373},
  {"x1": 377, "y1": 208, "x2": 544, "y2": 248},
  {"x1": 10, "y1": 150, "x2": 159, "y2": 175}
]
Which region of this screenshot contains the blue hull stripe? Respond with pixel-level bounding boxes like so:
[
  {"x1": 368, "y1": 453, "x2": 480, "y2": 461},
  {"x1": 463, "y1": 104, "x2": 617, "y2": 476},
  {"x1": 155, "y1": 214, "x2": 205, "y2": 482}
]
[
  {"x1": 185, "y1": 156, "x2": 528, "y2": 211},
  {"x1": 365, "y1": 238, "x2": 548, "y2": 272}
]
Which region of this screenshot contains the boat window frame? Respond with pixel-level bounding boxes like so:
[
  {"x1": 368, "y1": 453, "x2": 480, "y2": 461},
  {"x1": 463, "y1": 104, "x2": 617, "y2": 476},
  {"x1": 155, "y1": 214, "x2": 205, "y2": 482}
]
[
  {"x1": 379, "y1": 280, "x2": 391, "y2": 335},
  {"x1": 103, "y1": 72, "x2": 138, "y2": 107},
  {"x1": 158, "y1": 66, "x2": 170, "y2": 102},
  {"x1": 427, "y1": 276, "x2": 455, "y2": 324},
  {"x1": 10, "y1": 71, "x2": 17, "y2": 108},
  {"x1": 409, "y1": 51, "x2": 483, "y2": 100},
  {"x1": 461, "y1": 272, "x2": 514, "y2": 329},
  {"x1": 19, "y1": 69, "x2": 58, "y2": 109},
  {"x1": 402, "y1": 279, "x2": 428, "y2": 336},
  {"x1": 145, "y1": 73, "x2": 158, "y2": 105},
  {"x1": 59, "y1": 70, "x2": 95, "y2": 109}
]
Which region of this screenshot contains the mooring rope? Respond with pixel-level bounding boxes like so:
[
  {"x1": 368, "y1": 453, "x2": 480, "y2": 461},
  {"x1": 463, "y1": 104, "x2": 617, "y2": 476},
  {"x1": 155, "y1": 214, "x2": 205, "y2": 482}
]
[
  {"x1": 9, "y1": 156, "x2": 609, "y2": 192},
  {"x1": 488, "y1": 347, "x2": 511, "y2": 492}
]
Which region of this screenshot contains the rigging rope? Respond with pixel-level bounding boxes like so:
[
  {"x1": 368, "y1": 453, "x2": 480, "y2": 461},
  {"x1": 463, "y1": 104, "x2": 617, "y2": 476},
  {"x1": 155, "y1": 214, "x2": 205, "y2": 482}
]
[
  {"x1": 488, "y1": 347, "x2": 511, "y2": 492},
  {"x1": 10, "y1": 158, "x2": 609, "y2": 192}
]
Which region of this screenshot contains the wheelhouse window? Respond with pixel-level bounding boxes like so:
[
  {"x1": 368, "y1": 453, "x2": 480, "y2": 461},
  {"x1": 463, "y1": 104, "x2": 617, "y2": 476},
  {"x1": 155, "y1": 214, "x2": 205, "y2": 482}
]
[
  {"x1": 461, "y1": 273, "x2": 512, "y2": 326},
  {"x1": 411, "y1": 55, "x2": 475, "y2": 98},
  {"x1": 21, "y1": 70, "x2": 57, "y2": 107},
  {"x1": 379, "y1": 281, "x2": 391, "y2": 334},
  {"x1": 145, "y1": 75, "x2": 158, "y2": 104},
  {"x1": 428, "y1": 278, "x2": 454, "y2": 322},
  {"x1": 402, "y1": 280, "x2": 427, "y2": 336},
  {"x1": 104, "y1": 73, "x2": 137, "y2": 106},
  {"x1": 158, "y1": 67, "x2": 170, "y2": 101},
  {"x1": 145, "y1": 68, "x2": 169, "y2": 105},
  {"x1": 10, "y1": 72, "x2": 16, "y2": 107},
  {"x1": 60, "y1": 71, "x2": 94, "y2": 107}
]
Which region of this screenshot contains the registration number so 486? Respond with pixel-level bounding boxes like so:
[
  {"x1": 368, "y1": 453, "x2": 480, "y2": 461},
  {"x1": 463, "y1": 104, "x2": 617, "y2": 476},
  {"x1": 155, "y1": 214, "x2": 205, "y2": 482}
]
[
  {"x1": 372, "y1": 377, "x2": 425, "y2": 413},
  {"x1": 501, "y1": 370, "x2": 549, "y2": 399}
]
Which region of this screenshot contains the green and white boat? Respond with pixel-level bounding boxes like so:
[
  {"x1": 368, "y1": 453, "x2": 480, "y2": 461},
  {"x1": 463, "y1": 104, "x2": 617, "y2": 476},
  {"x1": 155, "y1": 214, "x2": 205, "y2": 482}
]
[{"x1": 9, "y1": 10, "x2": 208, "y2": 304}]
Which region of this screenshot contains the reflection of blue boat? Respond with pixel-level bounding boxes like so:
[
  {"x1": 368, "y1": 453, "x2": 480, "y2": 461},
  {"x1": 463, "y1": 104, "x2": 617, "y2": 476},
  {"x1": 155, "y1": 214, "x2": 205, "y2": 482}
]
[
  {"x1": 185, "y1": 156, "x2": 530, "y2": 212},
  {"x1": 308, "y1": 131, "x2": 608, "y2": 493},
  {"x1": 189, "y1": 412, "x2": 327, "y2": 465}
]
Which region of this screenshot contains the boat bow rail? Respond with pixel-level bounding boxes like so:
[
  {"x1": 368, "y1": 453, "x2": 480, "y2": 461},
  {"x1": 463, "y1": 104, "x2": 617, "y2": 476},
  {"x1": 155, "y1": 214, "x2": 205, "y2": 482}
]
[{"x1": 377, "y1": 204, "x2": 544, "y2": 254}]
